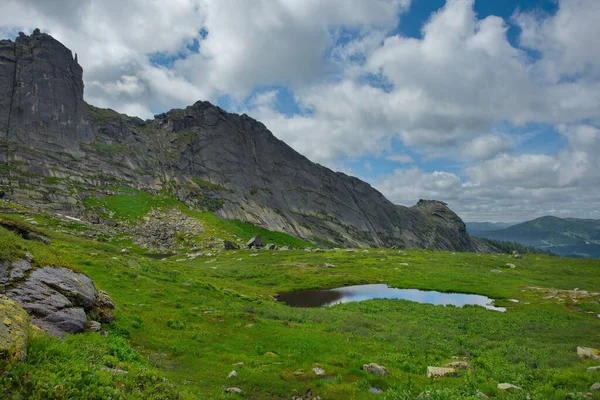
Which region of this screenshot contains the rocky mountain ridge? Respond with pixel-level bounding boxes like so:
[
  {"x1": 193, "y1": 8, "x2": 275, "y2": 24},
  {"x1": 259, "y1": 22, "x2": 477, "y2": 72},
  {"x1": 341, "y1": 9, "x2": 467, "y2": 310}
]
[{"x1": 0, "y1": 30, "x2": 489, "y2": 252}]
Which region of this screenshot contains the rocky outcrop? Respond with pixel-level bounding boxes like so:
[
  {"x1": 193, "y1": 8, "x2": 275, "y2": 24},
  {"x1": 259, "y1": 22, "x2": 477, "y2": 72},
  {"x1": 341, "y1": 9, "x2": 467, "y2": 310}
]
[
  {"x1": 1, "y1": 261, "x2": 115, "y2": 336},
  {"x1": 1, "y1": 30, "x2": 486, "y2": 252}
]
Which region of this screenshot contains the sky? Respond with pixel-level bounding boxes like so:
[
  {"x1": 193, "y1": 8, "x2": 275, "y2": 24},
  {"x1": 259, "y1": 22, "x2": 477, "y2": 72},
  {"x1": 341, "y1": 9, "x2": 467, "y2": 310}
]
[{"x1": 1, "y1": 0, "x2": 599, "y2": 222}]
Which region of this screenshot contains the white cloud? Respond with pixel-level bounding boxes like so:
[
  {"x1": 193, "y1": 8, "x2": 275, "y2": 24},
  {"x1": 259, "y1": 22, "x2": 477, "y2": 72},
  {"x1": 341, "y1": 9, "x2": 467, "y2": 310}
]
[
  {"x1": 376, "y1": 123, "x2": 600, "y2": 221},
  {"x1": 462, "y1": 134, "x2": 512, "y2": 161}
]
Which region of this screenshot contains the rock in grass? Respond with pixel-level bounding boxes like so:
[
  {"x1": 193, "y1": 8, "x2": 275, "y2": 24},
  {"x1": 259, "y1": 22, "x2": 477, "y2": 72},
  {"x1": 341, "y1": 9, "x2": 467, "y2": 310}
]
[
  {"x1": 223, "y1": 240, "x2": 238, "y2": 250},
  {"x1": 312, "y1": 367, "x2": 325, "y2": 375},
  {"x1": 578, "y1": 347, "x2": 600, "y2": 360},
  {"x1": 363, "y1": 363, "x2": 388, "y2": 377},
  {"x1": 0, "y1": 294, "x2": 30, "y2": 362},
  {"x1": 591, "y1": 383, "x2": 600, "y2": 391},
  {"x1": 477, "y1": 391, "x2": 489, "y2": 399},
  {"x1": 225, "y1": 387, "x2": 242, "y2": 393},
  {"x1": 246, "y1": 236, "x2": 262, "y2": 249},
  {"x1": 505, "y1": 263, "x2": 516, "y2": 269},
  {"x1": 497, "y1": 383, "x2": 521, "y2": 390},
  {"x1": 265, "y1": 243, "x2": 277, "y2": 250},
  {"x1": 588, "y1": 366, "x2": 600, "y2": 372},
  {"x1": 426, "y1": 366, "x2": 457, "y2": 378},
  {"x1": 227, "y1": 370, "x2": 237, "y2": 378}
]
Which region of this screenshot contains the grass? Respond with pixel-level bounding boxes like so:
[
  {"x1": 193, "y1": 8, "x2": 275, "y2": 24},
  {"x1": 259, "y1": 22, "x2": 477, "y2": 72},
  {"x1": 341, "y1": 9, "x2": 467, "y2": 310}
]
[
  {"x1": 83, "y1": 190, "x2": 182, "y2": 221},
  {"x1": 1, "y1": 203, "x2": 600, "y2": 399}
]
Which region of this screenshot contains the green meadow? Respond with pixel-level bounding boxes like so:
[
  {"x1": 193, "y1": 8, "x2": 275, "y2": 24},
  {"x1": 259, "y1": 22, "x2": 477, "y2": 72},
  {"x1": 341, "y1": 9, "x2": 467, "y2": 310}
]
[{"x1": 1, "y1": 195, "x2": 599, "y2": 399}]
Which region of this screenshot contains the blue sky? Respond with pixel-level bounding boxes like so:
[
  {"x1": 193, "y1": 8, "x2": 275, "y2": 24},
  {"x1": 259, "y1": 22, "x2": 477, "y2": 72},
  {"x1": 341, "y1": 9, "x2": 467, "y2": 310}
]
[{"x1": 1, "y1": 0, "x2": 599, "y2": 222}]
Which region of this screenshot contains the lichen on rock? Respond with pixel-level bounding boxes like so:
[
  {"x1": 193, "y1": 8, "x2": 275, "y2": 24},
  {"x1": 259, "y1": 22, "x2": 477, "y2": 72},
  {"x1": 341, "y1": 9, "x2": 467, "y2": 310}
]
[{"x1": 0, "y1": 294, "x2": 30, "y2": 362}]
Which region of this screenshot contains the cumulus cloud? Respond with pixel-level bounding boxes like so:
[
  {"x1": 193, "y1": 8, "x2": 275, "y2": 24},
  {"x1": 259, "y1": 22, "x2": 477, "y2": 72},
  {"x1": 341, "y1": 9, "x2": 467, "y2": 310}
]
[
  {"x1": 376, "y1": 123, "x2": 600, "y2": 221},
  {"x1": 461, "y1": 135, "x2": 512, "y2": 161}
]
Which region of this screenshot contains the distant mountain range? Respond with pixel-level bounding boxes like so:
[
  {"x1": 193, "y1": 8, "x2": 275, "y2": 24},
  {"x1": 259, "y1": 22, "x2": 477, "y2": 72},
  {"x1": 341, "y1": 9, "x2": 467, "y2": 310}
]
[{"x1": 468, "y1": 216, "x2": 600, "y2": 259}]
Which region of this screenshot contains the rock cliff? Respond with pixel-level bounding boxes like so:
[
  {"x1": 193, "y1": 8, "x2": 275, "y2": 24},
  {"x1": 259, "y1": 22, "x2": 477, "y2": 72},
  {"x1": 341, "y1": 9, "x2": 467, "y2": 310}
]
[{"x1": 0, "y1": 30, "x2": 484, "y2": 251}]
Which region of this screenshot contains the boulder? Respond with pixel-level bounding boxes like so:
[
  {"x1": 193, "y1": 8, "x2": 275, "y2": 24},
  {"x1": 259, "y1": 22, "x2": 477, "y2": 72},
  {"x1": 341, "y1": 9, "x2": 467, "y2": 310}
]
[
  {"x1": 265, "y1": 243, "x2": 277, "y2": 250},
  {"x1": 223, "y1": 240, "x2": 238, "y2": 250},
  {"x1": 247, "y1": 236, "x2": 263, "y2": 249},
  {"x1": 578, "y1": 347, "x2": 600, "y2": 360},
  {"x1": 312, "y1": 367, "x2": 325, "y2": 375},
  {"x1": 591, "y1": 383, "x2": 600, "y2": 391},
  {"x1": 3, "y1": 265, "x2": 108, "y2": 336},
  {"x1": 225, "y1": 388, "x2": 242, "y2": 393},
  {"x1": 363, "y1": 363, "x2": 388, "y2": 377},
  {"x1": 426, "y1": 366, "x2": 457, "y2": 378},
  {"x1": 0, "y1": 294, "x2": 30, "y2": 362}
]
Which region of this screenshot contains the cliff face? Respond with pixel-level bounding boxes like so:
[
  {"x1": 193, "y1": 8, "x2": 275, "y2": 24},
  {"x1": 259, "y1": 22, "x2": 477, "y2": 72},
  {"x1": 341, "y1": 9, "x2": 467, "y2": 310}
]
[
  {"x1": 0, "y1": 30, "x2": 483, "y2": 251},
  {"x1": 0, "y1": 29, "x2": 92, "y2": 159}
]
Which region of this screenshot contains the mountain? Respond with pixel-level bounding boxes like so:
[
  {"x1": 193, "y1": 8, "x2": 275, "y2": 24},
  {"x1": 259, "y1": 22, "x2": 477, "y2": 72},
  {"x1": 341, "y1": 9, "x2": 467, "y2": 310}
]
[
  {"x1": 475, "y1": 216, "x2": 600, "y2": 258},
  {"x1": 465, "y1": 221, "x2": 516, "y2": 236},
  {"x1": 0, "y1": 30, "x2": 487, "y2": 252}
]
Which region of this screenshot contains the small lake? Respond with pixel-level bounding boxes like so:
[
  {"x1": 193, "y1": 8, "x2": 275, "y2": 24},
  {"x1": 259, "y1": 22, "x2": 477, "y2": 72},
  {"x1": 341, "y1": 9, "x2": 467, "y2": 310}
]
[{"x1": 276, "y1": 284, "x2": 506, "y2": 312}]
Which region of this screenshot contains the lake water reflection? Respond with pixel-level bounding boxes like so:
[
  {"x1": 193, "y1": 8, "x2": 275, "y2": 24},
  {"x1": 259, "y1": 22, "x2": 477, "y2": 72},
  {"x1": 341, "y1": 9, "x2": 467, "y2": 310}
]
[{"x1": 276, "y1": 284, "x2": 506, "y2": 311}]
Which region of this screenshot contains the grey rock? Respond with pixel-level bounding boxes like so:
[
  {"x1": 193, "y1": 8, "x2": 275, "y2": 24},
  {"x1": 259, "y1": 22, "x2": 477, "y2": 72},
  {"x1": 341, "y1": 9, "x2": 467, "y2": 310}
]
[
  {"x1": 30, "y1": 267, "x2": 97, "y2": 308},
  {"x1": 265, "y1": 243, "x2": 277, "y2": 250},
  {"x1": 591, "y1": 383, "x2": 600, "y2": 391},
  {"x1": 223, "y1": 240, "x2": 238, "y2": 250},
  {"x1": 312, "y1": 367, "x2": 325, "y2": 375},
  {"x1": 4, "y1": 266, "x2": 99, "y2": 336},
  {"x1": 225, "y1": 387, "x2": 242, "y2": 393},
  {"x1": 44, "y1": 308, "x2": 87, "y2": 334},
  {"x1": 247, "y1": 236, "x2": 263, "y2": 249},
  {"x1": 363, "y1": 363, "x2": 388, "y2": 377},
  {"x1": 9, "y1": 259, "x2": 32, "y2": 281}
]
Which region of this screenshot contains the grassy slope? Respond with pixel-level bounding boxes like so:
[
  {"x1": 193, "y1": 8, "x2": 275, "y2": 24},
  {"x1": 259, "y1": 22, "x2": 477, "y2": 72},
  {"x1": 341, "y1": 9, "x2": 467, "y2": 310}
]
[{"x1": 1, "y1": 200, "x2": 600, "y2": 399}]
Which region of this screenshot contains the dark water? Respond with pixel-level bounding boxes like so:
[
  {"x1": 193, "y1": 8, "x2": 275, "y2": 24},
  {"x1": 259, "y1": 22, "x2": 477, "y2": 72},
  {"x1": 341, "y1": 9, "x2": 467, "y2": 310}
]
[
  {"x1": 141, "y1": 253, "x2": 176, "y2": 260},
  {"x1": 276, "y1": 284, "x2": 506, "y2": 311}
]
